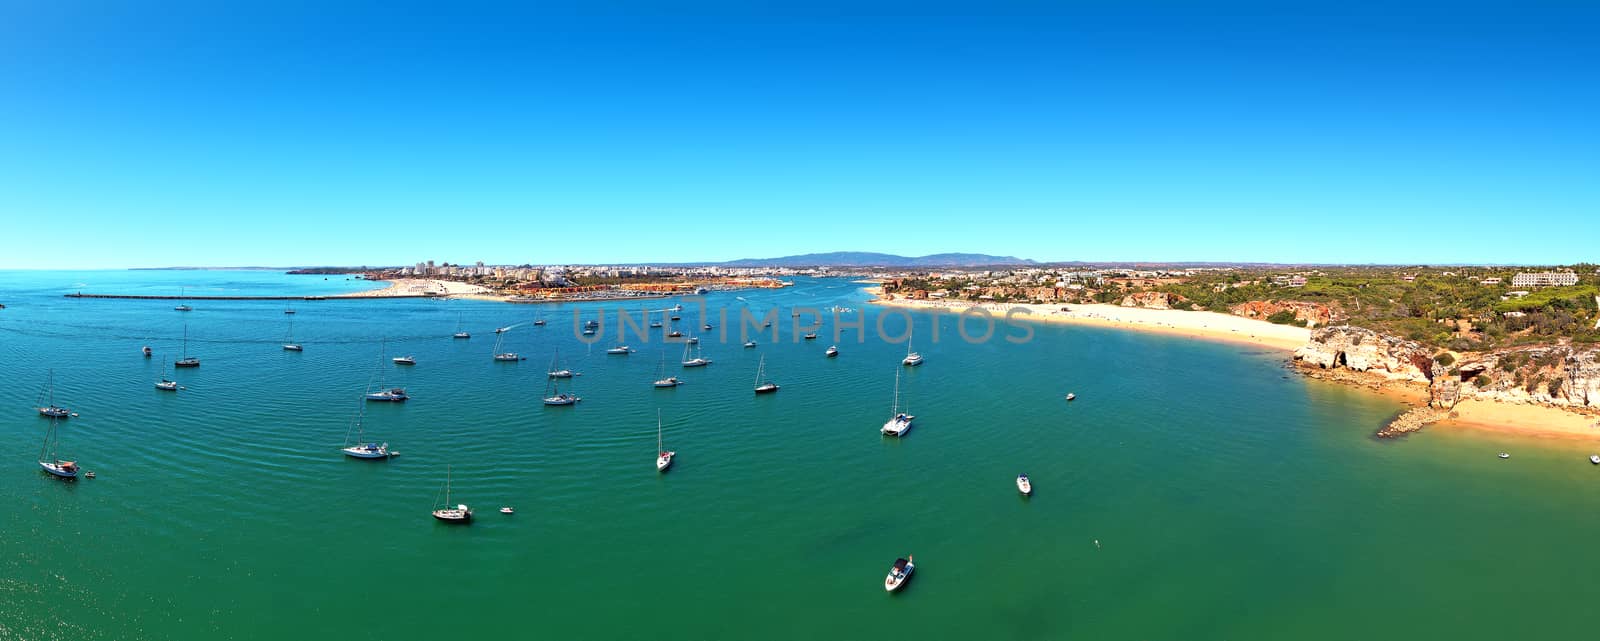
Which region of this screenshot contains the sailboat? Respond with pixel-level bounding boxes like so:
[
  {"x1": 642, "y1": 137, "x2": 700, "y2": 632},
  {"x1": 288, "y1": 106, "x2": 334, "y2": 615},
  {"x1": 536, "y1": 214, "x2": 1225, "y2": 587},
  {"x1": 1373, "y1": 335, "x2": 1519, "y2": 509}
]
[
  {"x1": 283, "y1": 303, "x2": 296, "y2": 315},
  {"x1": 547, "y1": 349, "x2": 576, "y2": 378},
  {"x1": 174, "y1": 286, "x2": 192, "y2": 312},
  {"x1": 341, "y1": 400, "x2": 394, "y2": 459},
  {"x1": 653, "y1": 352, "x2": 683, "y2": 388},
  {"x1": 656, "y1": 410, "x2": 674, "y2": 472},
  {"x1": 36, "y1": 370, "x2": 72, "y2": 418},
  {"x1": 38, "y1": 415, "x2": 79, "y2": 478},
  {"x1": 364, "y1": 339, "x2": 409, "y2": 402},
  {"x1": 453, "y1": 313, "x2": 470, "y2": 339},
  {"x1": 542, "y1": 366, "x2": 581, "y2": 406},
  {"x1": 881, "y1": 368, "x2": 914, "y2": 437},
  {"x1": 753, "y1": 356, "x2": 779, "y2": 394},
  {"x1": 155, "y1": 358, "x2": 179, "y2": 391},
  {"x1": 902, "y1": 337, "x2": 923, "y2": 366},
  {"x1": 492, "y1": 330, "x2": 520, "y2": 361},
  {"x1": 282, "y1": 314, "x2": 303, "y2": 351},
  {"x1": 431, "y1": 465, "x2": 472, "y2": 523},
  {"x1": 174, "y1": 323, "x2": 200, "y2": 368},
  {"x1": 681, "y1": 339, "x2": 711, "y2": 368}
]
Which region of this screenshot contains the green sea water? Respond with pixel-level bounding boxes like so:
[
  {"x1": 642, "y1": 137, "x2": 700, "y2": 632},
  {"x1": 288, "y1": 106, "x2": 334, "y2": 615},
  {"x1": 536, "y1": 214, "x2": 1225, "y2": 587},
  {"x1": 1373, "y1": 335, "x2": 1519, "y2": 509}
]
[{"x1": 3, "y1": 271, "x2": 1597, "y2": 640}]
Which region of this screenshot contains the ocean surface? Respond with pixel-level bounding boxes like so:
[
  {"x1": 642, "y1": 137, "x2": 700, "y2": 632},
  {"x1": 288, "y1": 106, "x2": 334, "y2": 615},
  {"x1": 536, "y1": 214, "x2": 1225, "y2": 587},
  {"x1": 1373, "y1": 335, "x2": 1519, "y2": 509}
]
[{"x1": 2, "y1": 270, "x2": 1598, "y2": 640}]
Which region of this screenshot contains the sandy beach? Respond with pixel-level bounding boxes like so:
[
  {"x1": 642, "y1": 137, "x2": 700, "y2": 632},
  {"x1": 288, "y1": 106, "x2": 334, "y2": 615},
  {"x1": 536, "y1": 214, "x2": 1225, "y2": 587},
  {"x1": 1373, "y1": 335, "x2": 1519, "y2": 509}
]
[
  {"x1": 870, "y1": 293, "x2": 1311, "y2": 351},
  {"x1": 337, "y1": 278, "x2": 491, "y2": 298},
  {"x1": 1437, "y1": 400, "x2": 1600, "y2": 441}
]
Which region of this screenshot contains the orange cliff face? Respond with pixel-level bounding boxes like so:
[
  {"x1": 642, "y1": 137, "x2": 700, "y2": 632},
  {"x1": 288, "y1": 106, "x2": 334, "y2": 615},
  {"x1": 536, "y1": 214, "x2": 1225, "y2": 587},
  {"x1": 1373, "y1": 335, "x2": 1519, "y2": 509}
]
[{"x1": 1231, "y1": 300, "x2": 1334, "y2": 328}]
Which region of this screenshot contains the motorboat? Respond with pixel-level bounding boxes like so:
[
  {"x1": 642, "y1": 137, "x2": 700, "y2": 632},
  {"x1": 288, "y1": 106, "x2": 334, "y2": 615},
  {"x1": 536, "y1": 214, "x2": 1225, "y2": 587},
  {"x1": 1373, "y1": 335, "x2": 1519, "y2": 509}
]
[
  {"x1": 500, "y1": 507, "x2": 514, "y2": 514},
  {"x1": 142, "y1": 346, "x2": 152, "y2": 357},
  {"x1": 1065, "y1": 393, "x2": 1076, "y2": 401},
  {"x1": 744, "y1": 341, "x2": 757, "y2": 348},
  {"x1": 884, "y1": 555, "x2": 914, "y2": 592},
  {"x1": 803, "y1": 332, "x2": 818, "y2": 340},
  {"x1": 1017, "y1": 474, "x2": 1033, "y2": 496},
  {"x1": 1497, "y1": 452, "x2": 1511, "y2": 459},
  {"x1": 606, "y1": 345, "x2": 633, "y2": 355},
  {"x1": 393, "y1": 356, "x2": 416, "y2": 365},
  {"x1": 825, "y1": 345, "x2": 838, "y2": 357},
  {"x1": 1590, "y1": 455, "x2": 1600, "y2": 465}
]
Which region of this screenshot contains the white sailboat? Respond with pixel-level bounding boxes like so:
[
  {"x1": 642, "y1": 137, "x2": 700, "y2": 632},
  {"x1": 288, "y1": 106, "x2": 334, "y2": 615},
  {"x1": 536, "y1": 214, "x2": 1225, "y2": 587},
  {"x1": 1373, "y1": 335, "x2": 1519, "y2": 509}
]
[
  {"x1": 881, "y1": 368, "x2": 914, "y2": 437},
  {"x1": 453, "y1": 313, "x2": 470, "y2": 339},
  {"x1": 38, "y1": 415, "x2": 79, "y2": 479},
  {"x1": 656, "y1": 410, "x2": 674, "y2": 472},
  {"x1": 174, "y1": 323, "x2": 200, "y2": 368},
  {"x1": 431, "y1": 465, "x2": 472, "y2": 523},
  {"x1": 282, "y1": 314, "x2": 303, "y2": 351},
  {"x1": 542, "y1": 368, "x2": 581, "y2": 406},
  {"x1": 547, "y1": 349, "x2": 576, "y2": 378},
  {"x1": 753, "y1": 355, "x2": 779, "y2": 394},
  {"x1": 653, "y1": 352, "x2": 683, "y2": 388},
  {"x1": 341, "y1": 400, "x2": 394, "y2": 459},
  {"x1": 681, "y1": 338, "x2": 711, "y2": 368},
  {"x1": 155, "y1": 359, "x2": 179, "y2": 391},
  {"x1": 902, "y1": 337, "x2": 923, "y2": 366},
  {"x1": 174, "y1": 286, "x2": 192, "y2": 312},
  {"x1": 35, "y1": 369, "x2": 72, "y2": 418},
  {"x1": 364, "y1": 339, "x2": 409, "y2": 402},
  {"x1": 492, "y1": 330, "x2": 520, "y2": 361}
]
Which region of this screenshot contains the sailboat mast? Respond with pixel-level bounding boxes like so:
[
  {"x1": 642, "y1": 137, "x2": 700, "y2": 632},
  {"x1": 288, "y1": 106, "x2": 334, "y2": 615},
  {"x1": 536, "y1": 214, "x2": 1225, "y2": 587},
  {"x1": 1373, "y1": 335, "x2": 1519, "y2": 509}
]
[
  {"x1": 892, "y1": 368, "x2": 901, "y2": 416},
  {"x1": 657, "y1": 410, "x2": 663, "y2": 452}
]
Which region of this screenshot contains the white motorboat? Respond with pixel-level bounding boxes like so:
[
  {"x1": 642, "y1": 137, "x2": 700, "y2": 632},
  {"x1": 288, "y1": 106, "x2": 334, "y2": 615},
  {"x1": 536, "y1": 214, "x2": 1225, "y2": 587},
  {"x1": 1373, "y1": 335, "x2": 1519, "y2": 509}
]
[
  {"x1": 825, "y1": 345, "x2": 838, "y2": 357},
  {"x1": 1065, "y1": 393, "x2": 1076, "y2": 401},
  {"x1": 1498, "y1": 452, "x2": 1511, "y2": 459},
  {"x1": 393, "y1": 356, "x2": 416, "y2": 365},
  {"x1": 744, "y1": 340, "x2": 757, "y2": 348},
  {"x1": 1017, "y1": 474, "x2": 1033, "y2": 496},
  {"x1": 884, "y1": 555, "x2": 914, "y2": 592},
  {"x1": 606, "y1": 345, "x2": 633, "y2": 355},
  {"x1": 1590, "y1": 455, "x2": 1600, "y2": 465}
]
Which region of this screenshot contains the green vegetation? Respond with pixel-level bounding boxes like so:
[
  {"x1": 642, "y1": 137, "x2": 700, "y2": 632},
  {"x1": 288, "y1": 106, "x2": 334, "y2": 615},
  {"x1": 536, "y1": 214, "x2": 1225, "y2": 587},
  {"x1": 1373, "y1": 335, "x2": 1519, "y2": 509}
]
[
  {"x1": 1158, "y1": 266, "x2": 1599, "y2": 350},
  {"x1": 1265, "y1": 310, "x2": 1297, "y2": 324},
  {"x1": 1434, "y1": 352, "x2": 1455, "y2": 366}
]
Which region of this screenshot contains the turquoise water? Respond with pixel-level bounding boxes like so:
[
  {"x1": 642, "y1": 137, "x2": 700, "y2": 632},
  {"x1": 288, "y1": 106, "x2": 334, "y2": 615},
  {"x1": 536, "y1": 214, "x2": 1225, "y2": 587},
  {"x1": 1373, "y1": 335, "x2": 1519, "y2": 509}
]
[{"x1": 3, "y1": 271, "x2": 1598, "y2": 640}]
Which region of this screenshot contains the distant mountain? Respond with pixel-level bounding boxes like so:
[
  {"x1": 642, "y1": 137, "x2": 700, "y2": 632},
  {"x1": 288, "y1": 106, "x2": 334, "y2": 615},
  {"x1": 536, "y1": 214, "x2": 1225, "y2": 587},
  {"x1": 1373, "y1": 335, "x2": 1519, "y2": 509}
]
[{"x1": 721, "y1": 252, "x2": 1035, "y2": 268}]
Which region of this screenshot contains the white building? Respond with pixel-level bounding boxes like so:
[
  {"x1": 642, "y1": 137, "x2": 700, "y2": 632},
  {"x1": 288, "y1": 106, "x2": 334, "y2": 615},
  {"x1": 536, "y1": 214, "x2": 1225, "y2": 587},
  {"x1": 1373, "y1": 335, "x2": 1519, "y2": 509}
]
[{"x1": 1511, "y1": 272, "x2": 1578, "y2": 287}]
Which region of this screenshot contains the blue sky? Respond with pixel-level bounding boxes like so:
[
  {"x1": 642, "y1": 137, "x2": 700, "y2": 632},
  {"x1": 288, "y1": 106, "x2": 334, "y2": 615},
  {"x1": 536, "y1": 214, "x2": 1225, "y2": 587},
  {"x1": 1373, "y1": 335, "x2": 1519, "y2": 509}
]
[{"x1": 1, "y1": 1, "x2": 1595, "y2": 268}]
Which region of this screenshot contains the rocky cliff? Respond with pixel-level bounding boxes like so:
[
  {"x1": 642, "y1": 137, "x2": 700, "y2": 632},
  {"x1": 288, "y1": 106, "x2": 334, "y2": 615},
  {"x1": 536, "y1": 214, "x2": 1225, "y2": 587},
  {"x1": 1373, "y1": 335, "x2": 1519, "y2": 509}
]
[
  {"x1": 1294, "y1": 326, "x2": 1434, "y2": 382},
  {"x1": 1120, "y1": 291, "x2": 1187, "y2": 310},
  {"x1": 1232, "y1": 300, "x2": 1334, "y2": 328},
  {"x1": 1297, "y1": 325, "x2": 1600, "y2": 411}
]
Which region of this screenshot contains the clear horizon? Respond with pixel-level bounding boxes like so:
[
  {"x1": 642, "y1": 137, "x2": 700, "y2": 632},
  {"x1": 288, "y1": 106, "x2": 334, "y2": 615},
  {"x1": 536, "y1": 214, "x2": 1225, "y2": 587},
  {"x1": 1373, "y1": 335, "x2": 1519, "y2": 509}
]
[{"x1": 3, "y1": 2, "x2": 1595, "y2": 269}]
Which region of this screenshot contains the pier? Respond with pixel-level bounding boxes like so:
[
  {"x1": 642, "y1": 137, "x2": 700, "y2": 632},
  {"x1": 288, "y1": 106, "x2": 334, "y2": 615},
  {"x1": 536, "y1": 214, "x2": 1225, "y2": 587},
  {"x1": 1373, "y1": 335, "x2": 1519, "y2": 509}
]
[{"x1": 63, "y1": 293, "x2": 436, "y2": 301}]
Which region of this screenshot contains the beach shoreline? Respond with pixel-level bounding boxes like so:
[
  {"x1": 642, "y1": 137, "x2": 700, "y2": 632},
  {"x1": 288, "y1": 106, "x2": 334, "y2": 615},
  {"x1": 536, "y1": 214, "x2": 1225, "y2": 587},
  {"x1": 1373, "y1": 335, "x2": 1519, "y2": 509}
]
[
  {"x1": 868, "y1": 289, "x2": 1600, "y2": 443},
  {"x1": 867, "y1": 290, "x2": 1311, "y2": 351}
]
